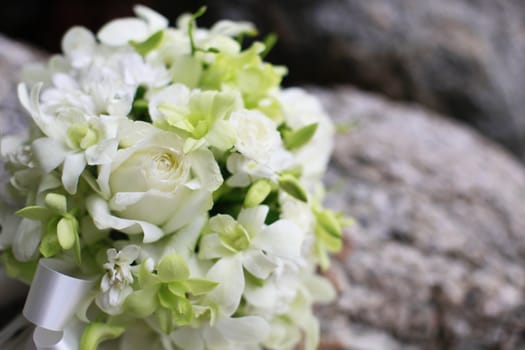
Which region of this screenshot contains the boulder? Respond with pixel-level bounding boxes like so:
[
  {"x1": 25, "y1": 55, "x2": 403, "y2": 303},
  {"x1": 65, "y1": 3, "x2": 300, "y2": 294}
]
[
  {"x1": 315, "y1": 86, "x2": 525, "y2": 350},
  {"x1": 0, "y1": 34, "x2": 43, "y2": 328},
  {"x1": 195, "y1": 0, "x2": 525, "y2": 161}
]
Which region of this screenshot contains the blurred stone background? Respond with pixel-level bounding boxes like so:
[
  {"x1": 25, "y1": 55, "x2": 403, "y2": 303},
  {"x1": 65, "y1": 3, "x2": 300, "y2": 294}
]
[{"x1": 1, "y1": 1, "x2": 525, "y2": 349}]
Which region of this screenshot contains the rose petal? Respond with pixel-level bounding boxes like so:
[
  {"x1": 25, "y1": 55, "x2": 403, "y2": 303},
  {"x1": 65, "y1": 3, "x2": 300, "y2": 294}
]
[{"x1": 87, "y1": 195, "x2": 164, "y2": 243}]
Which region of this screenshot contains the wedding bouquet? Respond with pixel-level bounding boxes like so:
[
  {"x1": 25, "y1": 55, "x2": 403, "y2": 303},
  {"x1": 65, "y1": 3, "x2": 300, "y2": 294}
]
[{"x1": 0, "y1": 6, "x2": 346, "y2": 350}]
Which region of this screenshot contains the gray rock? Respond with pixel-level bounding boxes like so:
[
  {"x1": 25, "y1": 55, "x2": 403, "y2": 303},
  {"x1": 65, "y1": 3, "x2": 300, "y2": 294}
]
[
  {"x1": 314, "y1": 86, "x2": 525, "y2": 349},
  {"x1": 0, "y1": 34, "x2": 43, "y2": 328},
  {"x1": 201, "y1": 0, "x2": 525, "y2": 161}
]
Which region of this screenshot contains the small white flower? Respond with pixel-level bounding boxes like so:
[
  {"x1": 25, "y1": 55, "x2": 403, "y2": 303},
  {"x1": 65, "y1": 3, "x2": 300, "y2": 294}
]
[
  {"x1": 225, "y1": 109, "x2": 292, "y2": 187},
  {"x1": 228, "y1": 109, "x2": 283, "y2": 163},
  {"x1": 97, "y1": 245, "x2": 140, "y2": 315}
]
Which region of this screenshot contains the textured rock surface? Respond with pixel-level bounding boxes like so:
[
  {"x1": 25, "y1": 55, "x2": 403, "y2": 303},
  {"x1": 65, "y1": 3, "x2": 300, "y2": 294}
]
[
  {"x1": 198, "y1": 0, "x2": 525, "y2": 161},
  {"x1": 0, "y1": 34, "x2": 43, "y2": 328},
  {"x1": 315, "y1": 87, "x2": 525, "y2": 350},
  {"x1": 0, "y1": 35, "x2": 43, "y2": 190}
]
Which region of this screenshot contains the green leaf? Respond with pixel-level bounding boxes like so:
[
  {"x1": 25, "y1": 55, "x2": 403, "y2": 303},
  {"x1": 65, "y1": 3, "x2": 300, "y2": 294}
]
[
  {"x1": 315, "y1": 209, "x2": 342, "y2": 239},
  {"x1": 188, "y1": 6, "x2": 208, "y2": 55},
  {"x1": 1, "y1": 250, "x2": 37, "y2": 284},
  {"x1": 283, "y1": 123, "x2": 318, "y2": 150},
  {"x1": 44, "y1": 193, "x2": 67, "y2": 214},
  {"x1": 56, "y1": 217, "x2": 77, "y2": 250},
  {"x1": 132, "y1": 99, "x2": 148, "y2": 111},
  {"x1": 278, "y1": 174, "x2": 308, "y2": 202},
  {"x1": 39, "y1": 221, "x2": 61, "y2": 258},
  {"x1": 280, "y1": 165, "x2": 303, "y2": 179},
  {"x1": 183, "y1": 278, "x2": 219, "y2": 296},
  {"x1": 261, "y1": 33, "x2": 278, "y2": 59},
  {"x1": 157, "y1": 253, "x2": 190, "y2": 282},
  {"x1": 124, "y1": 287, "x2": 159, "y2": 318},
  {"x1": 315, "y1": 226, "x2": 342, "y2": 252},
  {"x1": 130, "y1": 30, "x2": 164, "y2": 56},
  {"x1": 16, "y1": 206, "x2": 52, "y2": 221},
  {"x1": 244, "y1": 180, "x2": 272, "y2": 208},
  {"x1": 315, "y1": 241, "x2": 331, "y2": 271},
  {"x1": 80, "y1": 322, "x2": 125, "y2": 350},
  {"x1": 74, "y1": 228, "x2": 82, "y2": 265}
]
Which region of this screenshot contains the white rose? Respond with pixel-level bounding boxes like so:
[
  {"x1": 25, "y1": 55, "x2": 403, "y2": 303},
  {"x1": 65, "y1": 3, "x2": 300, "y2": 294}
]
[
  {"x1": 228, "y1": 109, "x2": 283, "y2": 163},
  {"x1": 87, "y1": 124, "x2": 223, "y2": 242},
  {"x1": 226, "y1": 110, "x2": 292, "y2": 187}
]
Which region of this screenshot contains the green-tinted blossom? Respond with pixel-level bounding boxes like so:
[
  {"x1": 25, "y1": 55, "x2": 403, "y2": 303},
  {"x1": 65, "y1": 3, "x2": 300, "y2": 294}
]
[{"x1": 200, "y1": 42, "x2": 287, "y2": 110}]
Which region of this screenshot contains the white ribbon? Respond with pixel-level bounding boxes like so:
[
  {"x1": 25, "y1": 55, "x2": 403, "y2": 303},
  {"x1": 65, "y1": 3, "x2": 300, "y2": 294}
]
[{"x1": 23, "y1": 259, "x2": 96, "y2": 350}]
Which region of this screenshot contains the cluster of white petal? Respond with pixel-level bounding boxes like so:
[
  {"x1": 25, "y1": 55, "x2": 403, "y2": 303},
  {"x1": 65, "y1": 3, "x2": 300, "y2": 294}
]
[{"x1": 0, "y1": 5, "x2": 342, "y2": 350}]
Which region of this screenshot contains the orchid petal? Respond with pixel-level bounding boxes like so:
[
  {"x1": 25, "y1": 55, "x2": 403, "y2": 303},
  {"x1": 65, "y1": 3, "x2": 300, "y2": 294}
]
[
  {"x1": 12, "y1": 218, "x2": 41, "y2": 261},
  {"x1": 85, "y1": 138, "x2": 118, "y2": 165},
  {"x1": 97, "y1": 18, "x2": 149, "y2": 46},
  {"x1": 253, "y1": 219, "x2": 304, "y2": 262},
  {"x1": 241, "y1": 250, "x2": 277, "y2": 280},
  {"x1": 134, "y1": 5, "x2": 168, "y2": 32},
  {"x1": 172, "y1": 327, "x2": 205, "y2": 350},
  {"x1": 237, "y1": 205, "x2": 268, "y2": 236},
  {"x1": 206, "y1": 256, "x2": 244, "y2": 316},
  {"x1": 215, "y1": 315, "x2": 270, "y2": 344},
  {"x1": 199, "y1": 234, "x2": 232, "y2": 260},
  {"x1": 62, "y1": 152, "x2": 86, "y2": 194},
  {"x1": 31, "y1": 138, "x2": 67, "y2": 173}
]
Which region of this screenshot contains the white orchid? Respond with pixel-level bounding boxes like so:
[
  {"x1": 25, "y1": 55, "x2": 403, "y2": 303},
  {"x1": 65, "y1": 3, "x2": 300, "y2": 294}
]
[
  {"x1": 199, "y1": 205, "x2": 305, "y2": 318},
  {"x1": 97, "y1": 245, "x2": 140, "y2": 315},
  {"x1": 17, "y1": 83, "x2": 120, "y2": 194}
]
